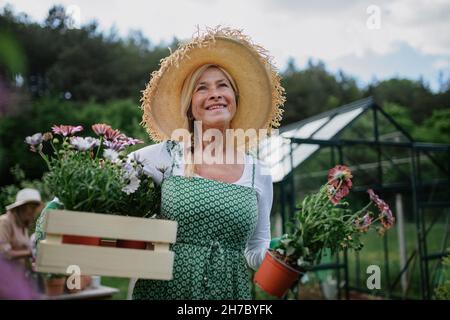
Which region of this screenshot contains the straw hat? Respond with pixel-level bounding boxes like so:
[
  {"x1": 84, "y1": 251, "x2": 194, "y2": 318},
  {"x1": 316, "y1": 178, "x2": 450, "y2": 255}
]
[
  {"x1": 5, "y1": 188, "x2": 42, "y2": 211},
  {"x1": 140, "y1": 26, "x2": 285, "y2": 147}
]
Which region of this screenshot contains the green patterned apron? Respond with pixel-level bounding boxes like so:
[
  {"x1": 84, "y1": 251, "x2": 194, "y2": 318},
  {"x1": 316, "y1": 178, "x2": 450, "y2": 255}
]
[{"x1": 133, "y1": 153, "x2": 258, "y2": 300}]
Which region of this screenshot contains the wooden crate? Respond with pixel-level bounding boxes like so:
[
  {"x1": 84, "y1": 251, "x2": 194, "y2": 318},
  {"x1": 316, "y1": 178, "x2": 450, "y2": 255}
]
[{"x1": 36, "y1": 209, "x2": 178, "y2": 280}]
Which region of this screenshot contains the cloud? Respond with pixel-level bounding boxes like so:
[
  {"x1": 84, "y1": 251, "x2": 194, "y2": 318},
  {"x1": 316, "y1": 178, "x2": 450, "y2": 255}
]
[
  {"x1": 328, "y1": 41, "x2": 450, "y2": 91},
  {"x1": 432, "y1": 59, "x2": 450, "y2": 70}
]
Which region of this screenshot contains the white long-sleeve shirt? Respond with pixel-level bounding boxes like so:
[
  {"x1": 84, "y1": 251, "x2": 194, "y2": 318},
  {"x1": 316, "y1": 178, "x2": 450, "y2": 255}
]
[{"x1": 130, "y1": 141, "x2": 272, "y2": 271}]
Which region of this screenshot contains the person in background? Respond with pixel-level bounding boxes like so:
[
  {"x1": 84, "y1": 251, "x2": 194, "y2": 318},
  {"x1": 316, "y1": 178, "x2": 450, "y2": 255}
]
[
  {"x1": 0, "y1": 188, "x2": 43, "y2": 270},
  {"x1": 0, "y1": 254, "x2": 38, "y2": 299}
]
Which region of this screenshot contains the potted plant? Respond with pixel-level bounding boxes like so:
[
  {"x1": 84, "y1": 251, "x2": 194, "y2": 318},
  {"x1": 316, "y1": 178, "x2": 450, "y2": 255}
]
[
  {"x1": 26, "y1": 123, "x2": 160, "y2": 249},
  {"x1": 434, "y1": 249, "x2": 449, "y2": 300},
  {"x1": 42, "y1": 273, "x2": 66, "y2": 296},
  {"x1": 254, "y1": 165, "x2": 395, "y2": 298}
]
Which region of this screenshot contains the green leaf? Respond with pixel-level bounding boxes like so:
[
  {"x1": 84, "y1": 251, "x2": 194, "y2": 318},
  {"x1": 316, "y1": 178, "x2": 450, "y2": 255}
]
[{"x1": 286, "y1": 246, "x2": 296, "y2": 256}]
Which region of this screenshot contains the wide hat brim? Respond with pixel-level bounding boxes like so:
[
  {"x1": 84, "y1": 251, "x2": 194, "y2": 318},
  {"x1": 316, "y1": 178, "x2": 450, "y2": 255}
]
[{"x1": 141, "y1": 27, "x2": 285, "y2": 147}]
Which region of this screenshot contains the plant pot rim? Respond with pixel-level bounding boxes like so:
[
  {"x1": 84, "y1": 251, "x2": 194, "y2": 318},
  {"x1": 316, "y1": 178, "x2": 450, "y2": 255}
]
[{"x1": 267, "y1": 249, "x2": 303, "y2": 275}]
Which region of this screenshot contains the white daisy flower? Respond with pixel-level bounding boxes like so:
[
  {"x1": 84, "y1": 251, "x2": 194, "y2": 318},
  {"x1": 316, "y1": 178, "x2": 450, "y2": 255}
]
[
  {"x1": 103, "y1": 149, "x2": 119, "y2": 162},
  {"x1": 122, "y1": 175, "x2": 140, "y2": 195},
  {"x1": 70, "y1": 137, "x2": 100, "y2": 151}
]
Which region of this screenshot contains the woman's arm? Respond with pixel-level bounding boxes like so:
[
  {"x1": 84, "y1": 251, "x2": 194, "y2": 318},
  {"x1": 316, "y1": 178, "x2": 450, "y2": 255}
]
[
  {"x1": 0, "y1": 218, "x2": 32, "y2": 260},
  {"x1": 4, "y1": 249, "x2": 32, "y2": 260},
  {"x1": 244, "y1": 160, "x2": 273, "y2": 271}
]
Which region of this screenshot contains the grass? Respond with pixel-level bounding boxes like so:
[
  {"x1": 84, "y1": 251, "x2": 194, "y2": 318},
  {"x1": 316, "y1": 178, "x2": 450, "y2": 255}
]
[
  {"x1": 100, "y1": 277, "x2": 129, "y2": 300},
  {"x1": 345, "y1": 221, "x2": 448, "y2": 299}
]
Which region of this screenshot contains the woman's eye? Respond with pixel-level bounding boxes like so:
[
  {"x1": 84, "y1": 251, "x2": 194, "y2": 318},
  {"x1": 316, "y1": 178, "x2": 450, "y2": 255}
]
[
  {"x1": 219, "y1": 83, "x2": 228, "y2": 87},
  {"x1": 196, "y1": 86, "x2": 206, "y2": 91}
]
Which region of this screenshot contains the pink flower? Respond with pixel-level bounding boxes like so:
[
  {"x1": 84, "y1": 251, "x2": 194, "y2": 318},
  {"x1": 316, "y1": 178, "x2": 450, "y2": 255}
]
[
  {"x1": 104, "y1": 128, "x2": 125, "y2": 141},
  {"x1": 327, "y1": 165, "x2": 353, "y2": 205},
  {"x1": 367, "y1": 189, "x2": 395, "y2": 230},
  {"x1": 92, "y1": 124, "x2": 112, "y2": 136},
  {"x1": 51, "y1": 125, "x2": 83, "y2": 137},
  {"x1": 328, "y1": 165, "x2": 353, "y2": 188},
  {"x1": 104, "y1": 140, "x2": 126, "y2": 152},
  {"x1": 380, "y1": 207, "x2": 395, "y2": 229},
  {"x1": 328, "y1": 185, "x2": 351, "y2": 205},
  {"x1": 355, "y1": 213, "x2": 373, "y2": 232},
  {"x1": 120, "y1": 137, "x2": 144, "y2": 146}
]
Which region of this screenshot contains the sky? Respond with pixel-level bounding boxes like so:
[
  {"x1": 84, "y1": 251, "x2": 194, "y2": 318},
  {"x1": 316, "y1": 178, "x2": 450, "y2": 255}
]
[{"x1": 2, "y1": 0, "x2": 450, "y2": 92}]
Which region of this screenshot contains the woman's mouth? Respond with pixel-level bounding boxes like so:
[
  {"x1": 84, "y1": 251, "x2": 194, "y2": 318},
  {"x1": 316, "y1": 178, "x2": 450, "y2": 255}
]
[{"x1": 206, "y1": 104, "x2": 226, "y2": 111}]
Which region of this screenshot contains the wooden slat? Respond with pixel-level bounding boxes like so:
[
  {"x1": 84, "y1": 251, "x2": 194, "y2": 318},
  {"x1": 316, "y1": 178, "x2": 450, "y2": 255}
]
[
  {"x1": 153, "y1": 243, "x2": 170, "y2": 252},
  {"x1": 36, "y1": 241, "x2": 174, "y2": 280},
  {"x1": 45, "y1": 210, "x2": 177, "y2": 243},
  {"x1": 45, "y1": 234, "x2": 63, "y2": 244}
]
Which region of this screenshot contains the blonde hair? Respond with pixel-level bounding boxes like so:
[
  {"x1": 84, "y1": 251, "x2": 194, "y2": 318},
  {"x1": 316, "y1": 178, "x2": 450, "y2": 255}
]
[{"x1": 180, "y1": 64, "x2": 239, "y2": 177}]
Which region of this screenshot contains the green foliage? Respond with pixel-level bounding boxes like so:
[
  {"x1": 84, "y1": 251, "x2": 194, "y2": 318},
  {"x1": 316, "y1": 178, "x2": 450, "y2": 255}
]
[
  {"x1": 42, "y1": 145, "x2": 126, "y2": 213},
  {"x1": 281, "y1": 59, "x2": 364, "y2": 125},
  {"x1": 0, "y1": 184, "x2": 19, "y2": 213},
  {"x1": 0, "y1": 5, "x2": 171, "y2": 102},
  {"x1": 0, "y1": 98, "x2": 152, "y2": 186},
  {"x1": 434, "y1": 250, "x2": 450, "y2": 300},
  {"x1": 0, "y1": 165, "x2": 52, "y2": 213},
  {"x1": 382, "y1": 102, "x2": 415, "y2": 135},
  {"x1": 28, "y1": 126, "x2": 160, "y2": 217},
  {"x1": 370, "y1": 78, "x2": 438, "y2": 124},
  {"x1": 74, "y1": 99, "x2": 150, "y2": 142},
  {"x1": 0, "y1": 30, "x2": 27, "y2": 75},
  {"x1": 274, "y1": 167, "x2": 394, "y2": 271},
  {"x1": 414, "y1": 109, "x2": 450, "y2": 144}
]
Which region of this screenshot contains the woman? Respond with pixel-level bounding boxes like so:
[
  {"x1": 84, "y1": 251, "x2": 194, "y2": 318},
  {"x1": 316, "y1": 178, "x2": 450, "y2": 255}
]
[
  {"x1": 131, "y1": 27, "x2": 285, "y2": 300},
  {"x1": 0, "y1": 188, "x2": 43, "y2": 269}
]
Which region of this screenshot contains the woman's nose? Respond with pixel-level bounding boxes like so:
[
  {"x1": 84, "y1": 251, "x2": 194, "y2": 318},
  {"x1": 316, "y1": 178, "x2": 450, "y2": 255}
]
[{"x1": 208, "y1": 87, "x2": 222, "y2": 100}]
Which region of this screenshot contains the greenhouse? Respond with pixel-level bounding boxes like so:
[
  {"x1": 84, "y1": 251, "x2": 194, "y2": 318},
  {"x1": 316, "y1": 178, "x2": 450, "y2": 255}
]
[{"x1": 258, "y1": 97, "x2": 450, "y2": 300}]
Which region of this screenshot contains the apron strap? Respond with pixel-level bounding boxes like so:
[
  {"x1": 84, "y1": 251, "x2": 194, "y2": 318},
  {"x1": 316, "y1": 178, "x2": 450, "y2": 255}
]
[{"x1": 251, "y1": 155, "x2": 256, "y2": 188}]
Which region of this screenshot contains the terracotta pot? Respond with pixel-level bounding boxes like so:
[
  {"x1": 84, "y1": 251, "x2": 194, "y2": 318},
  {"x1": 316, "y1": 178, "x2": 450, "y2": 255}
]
[
  {"x1": 62, "y1": 235, "x2": 101, "y2": 246},
  {"x1": 44, "y1": 277, "x2": 66, "y2": 297},
  {"x1": 253, "y1": 250, "x2": 302, "y2": 298},
  {"x1": 81, "y1": 275, "x2": 92, "y2": 289},
  {"x1": 116, "y1": 239, "x2": 147, "y2": 250}
]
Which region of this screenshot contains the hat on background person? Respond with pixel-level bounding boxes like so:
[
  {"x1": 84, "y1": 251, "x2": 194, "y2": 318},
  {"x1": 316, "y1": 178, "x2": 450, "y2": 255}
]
[{"x1": 5, "y1": 188, "x2": 42, "y2": 211}]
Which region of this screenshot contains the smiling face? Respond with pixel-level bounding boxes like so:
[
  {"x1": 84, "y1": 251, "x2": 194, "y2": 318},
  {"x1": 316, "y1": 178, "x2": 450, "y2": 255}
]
[{"x1": 191, "y1": 66, "x2": 237, "y2": 128}]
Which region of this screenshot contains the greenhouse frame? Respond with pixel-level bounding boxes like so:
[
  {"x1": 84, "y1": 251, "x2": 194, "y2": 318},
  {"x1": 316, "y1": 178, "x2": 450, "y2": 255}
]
[{"x1": 257, "y1": 97, "x2": 449, "y2": 300}]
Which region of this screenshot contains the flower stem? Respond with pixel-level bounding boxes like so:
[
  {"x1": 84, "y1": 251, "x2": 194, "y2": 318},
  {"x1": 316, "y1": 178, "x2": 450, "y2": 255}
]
[
  {"x1": 95, "y1": 136, "x2": 103, "y2": 160},
  {"x1": 38, "y1": 151, "x2": 52, "y2": 170}
]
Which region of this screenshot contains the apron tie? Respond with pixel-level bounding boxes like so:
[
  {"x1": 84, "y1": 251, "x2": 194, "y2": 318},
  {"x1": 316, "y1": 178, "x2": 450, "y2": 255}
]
[{"x1": 203, "y1": 240, "x2": 225, "y2": 290}]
